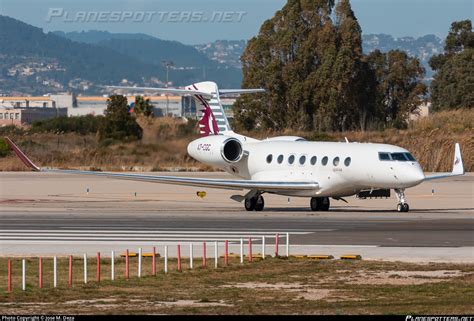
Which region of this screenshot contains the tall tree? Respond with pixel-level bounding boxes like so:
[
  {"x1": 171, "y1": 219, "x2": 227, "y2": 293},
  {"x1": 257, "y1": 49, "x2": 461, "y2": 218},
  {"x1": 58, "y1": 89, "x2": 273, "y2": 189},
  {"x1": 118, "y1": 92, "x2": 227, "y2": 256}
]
[
  {"x1": 99, "y1": 95, "x2": 143, "y2": 142},
  {"x1": 429, "y1": 20, "x2": 474, "y2": 110},
  {"x1": 234, "y1": 0, "x2": 337, "y2": 132},
  {"x1": 366, "y1": 50, "x2": 427, "y2": 128}
]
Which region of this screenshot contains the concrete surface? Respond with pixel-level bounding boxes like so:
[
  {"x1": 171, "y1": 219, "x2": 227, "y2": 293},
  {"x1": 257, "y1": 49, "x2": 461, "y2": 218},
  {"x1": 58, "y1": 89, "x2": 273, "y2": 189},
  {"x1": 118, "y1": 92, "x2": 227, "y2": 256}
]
[{"x1": 0, "y1": 172, "x2": 473, "y2": 262}]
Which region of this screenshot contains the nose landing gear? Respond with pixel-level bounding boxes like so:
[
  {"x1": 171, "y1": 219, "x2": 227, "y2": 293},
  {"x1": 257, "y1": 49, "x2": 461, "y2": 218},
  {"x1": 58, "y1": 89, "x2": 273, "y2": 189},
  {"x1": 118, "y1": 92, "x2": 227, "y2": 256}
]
[
  {"x1": 310, "y1": 197, "x2": 330, "y2": 211},
  {"x1": 395, "y1": 188, "x2": 410, "y2": 212},
  {"x1": 244, "y1": 194, "x2": 264, "y2": 211}
]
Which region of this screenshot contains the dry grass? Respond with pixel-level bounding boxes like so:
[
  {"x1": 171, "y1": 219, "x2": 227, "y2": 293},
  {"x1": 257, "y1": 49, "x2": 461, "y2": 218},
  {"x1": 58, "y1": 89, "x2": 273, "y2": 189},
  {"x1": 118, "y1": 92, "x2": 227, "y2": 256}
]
[
  {"x1": 0, "y1": 110, "x2": 472, "y2": 172},
  {"x1": 0, "y1": 257, "x2": 473, "y2": 314}
]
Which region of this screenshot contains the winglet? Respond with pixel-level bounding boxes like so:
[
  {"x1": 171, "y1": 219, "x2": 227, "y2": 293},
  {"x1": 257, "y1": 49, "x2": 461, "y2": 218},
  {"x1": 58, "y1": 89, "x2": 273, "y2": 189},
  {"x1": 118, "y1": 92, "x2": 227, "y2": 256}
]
[
  {"x1": 452, "y1": 143, "x2": 464, "y2": 175},
  {"x1": 4, "y1": 137, "x2": 40, "y2": 171}
]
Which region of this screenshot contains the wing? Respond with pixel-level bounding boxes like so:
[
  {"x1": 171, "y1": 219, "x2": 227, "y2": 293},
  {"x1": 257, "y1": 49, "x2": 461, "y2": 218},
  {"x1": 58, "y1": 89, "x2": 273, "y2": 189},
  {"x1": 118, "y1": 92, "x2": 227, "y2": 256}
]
[
  {"x1": 424, "y1": 143, "x2": 465, "y2": 181},
  {"x1": 5, "y1": 137, "x2": 319, "y2": 193},
  {"x1": 219, "y1": 89, "x2": 265, "y2": 96},
  {"x1": 105, "y1": 85, "x2": 213, "y2": 98}
]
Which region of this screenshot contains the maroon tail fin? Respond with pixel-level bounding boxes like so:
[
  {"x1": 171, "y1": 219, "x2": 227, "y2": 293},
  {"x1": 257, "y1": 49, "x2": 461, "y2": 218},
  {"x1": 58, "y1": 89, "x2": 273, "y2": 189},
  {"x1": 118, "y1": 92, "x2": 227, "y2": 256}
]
[{"x1": 196, "y1": 96, "x2": 219, "y2": 136}]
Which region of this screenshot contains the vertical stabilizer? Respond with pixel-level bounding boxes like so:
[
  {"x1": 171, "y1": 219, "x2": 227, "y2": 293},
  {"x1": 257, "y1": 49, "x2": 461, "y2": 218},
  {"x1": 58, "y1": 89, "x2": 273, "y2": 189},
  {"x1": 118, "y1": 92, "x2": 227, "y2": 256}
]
[{"x1": 186, "y1": 81, "x2": 232, "y2": 136}]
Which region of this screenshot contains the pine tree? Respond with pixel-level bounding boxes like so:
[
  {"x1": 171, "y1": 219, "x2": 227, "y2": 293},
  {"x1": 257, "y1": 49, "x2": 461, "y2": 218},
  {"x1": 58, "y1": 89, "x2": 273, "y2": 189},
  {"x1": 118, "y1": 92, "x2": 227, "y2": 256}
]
[
  {"x1": 429, "y1": 20, "x2": 474, "y2": 110},
  {"x1": 99, "y1": 95, "x2": 143, "y2": 142}
]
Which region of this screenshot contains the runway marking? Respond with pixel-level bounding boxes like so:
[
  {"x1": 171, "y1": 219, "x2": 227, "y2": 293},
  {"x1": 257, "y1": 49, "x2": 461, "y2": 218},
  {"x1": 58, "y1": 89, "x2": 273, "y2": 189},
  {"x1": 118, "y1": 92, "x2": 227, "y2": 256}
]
[
  {"x1": 0, "y1": 229, "x2": 315, "y2": 243},
  {"x1": 0, "y1": 240, "x2": 271, "y2": 244},
  {"x1": 0, "y1": 229, "x2": 324, "y2": 234}
]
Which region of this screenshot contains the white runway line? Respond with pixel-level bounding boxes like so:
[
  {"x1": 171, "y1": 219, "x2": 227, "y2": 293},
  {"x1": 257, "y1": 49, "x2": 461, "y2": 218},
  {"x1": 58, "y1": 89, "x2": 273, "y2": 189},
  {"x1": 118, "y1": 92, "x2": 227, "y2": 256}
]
[
  {"x1": 0, "y1": 229, "x2": 325, "y2": 234},
  {"x1": 0, "y1": 229, "x2": 311, "y2": 243}
]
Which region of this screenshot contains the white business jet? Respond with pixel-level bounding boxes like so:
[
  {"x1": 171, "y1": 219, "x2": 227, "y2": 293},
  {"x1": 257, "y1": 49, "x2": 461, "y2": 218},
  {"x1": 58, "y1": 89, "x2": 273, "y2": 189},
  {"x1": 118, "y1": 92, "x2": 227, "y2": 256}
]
[{"x1": 5, "y1": 81, "x2": 464, "y2": 212}]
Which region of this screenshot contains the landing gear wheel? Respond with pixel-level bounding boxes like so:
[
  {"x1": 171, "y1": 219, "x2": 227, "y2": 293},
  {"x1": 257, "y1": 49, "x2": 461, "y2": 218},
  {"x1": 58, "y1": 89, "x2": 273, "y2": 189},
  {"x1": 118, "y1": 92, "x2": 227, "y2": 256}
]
[
  {"x1": 310, "y1": 197, "x2": 319, "y2": 211},
  {"x1": 320, "y1": 197, "x2": 330, "y2": 211},
  {"x1": 255, "y1": 195, "x2": 265, "y2": 211},
  {"x1": 394, "y1": 189, "x2": 410, "y2": 212},
  {"x1": 397, "y1": 203, "x2": 410, "y2": 212},
  {"x1": 310, "y1": 197, "x2": 330, "y2": 211},
  {"x1": 244, "y1": 197, "x2": 257, "y2": 211},
  {"x1": 402, "y1": 203, "x2": 409, "y2": 212}
]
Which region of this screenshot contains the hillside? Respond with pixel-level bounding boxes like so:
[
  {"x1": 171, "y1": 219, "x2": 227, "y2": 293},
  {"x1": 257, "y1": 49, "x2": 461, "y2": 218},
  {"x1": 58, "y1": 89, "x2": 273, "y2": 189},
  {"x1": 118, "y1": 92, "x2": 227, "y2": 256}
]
[
  {"x1": 0, "y1": 110, "x2": 472, "y2": 173},
  {"x1": 0, "y1": 15, "x2": 165, "y2": 95},
  {"x1": 55, "y1": 30, "x2": 219, "y2": 68},
  {"x1": 0, "y1": 16, "x2": 242, "y2": 96},
  {"x1": 362, "y1": 34, "x2": 444, "y2": 79},
  {"x1": 54, "y1": 30, "x2": 242, "y2": 87}
]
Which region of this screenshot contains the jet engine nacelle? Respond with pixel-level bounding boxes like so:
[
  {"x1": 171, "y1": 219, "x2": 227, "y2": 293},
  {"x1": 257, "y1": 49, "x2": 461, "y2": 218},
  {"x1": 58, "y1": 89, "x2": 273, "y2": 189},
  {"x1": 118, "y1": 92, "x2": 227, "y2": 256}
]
[{"x1": 187, "y1": 135, "x2": 244, "y2": 168}]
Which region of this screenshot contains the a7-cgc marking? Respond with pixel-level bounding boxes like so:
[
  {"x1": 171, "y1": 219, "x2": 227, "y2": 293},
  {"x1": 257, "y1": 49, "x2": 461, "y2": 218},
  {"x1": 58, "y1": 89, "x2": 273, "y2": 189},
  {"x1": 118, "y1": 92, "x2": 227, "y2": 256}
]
[{"x1": 197, "y1": 143, "x2": 211, "y2": 151}]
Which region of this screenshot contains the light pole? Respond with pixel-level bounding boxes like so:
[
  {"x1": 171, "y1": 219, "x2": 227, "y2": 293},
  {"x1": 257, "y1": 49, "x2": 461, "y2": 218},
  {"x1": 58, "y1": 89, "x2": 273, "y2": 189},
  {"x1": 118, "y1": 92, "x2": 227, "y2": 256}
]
[{"x1": 162, "y1": 60, "x2": 174, "y2": 116}]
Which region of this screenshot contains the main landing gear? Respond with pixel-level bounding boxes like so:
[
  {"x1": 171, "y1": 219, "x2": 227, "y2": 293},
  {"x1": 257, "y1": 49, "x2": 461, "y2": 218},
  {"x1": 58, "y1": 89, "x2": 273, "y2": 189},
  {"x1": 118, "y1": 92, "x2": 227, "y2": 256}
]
[
  {"x1": 395, "y1": 188, "x2": 410, "y2": 212},
  {"x1": 310, "y1": 197, "x2": 330, "y2": 211},
  {"x1": 244, "y1": 194, "x2": 264, "y2": 211}
]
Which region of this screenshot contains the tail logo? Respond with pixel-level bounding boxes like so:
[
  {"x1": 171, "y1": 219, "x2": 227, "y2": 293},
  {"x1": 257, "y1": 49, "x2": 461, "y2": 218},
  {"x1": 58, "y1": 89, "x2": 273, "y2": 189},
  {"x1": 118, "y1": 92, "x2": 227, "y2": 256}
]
[
  {"x1": 198, "y1": 103, "x2": 219, "y2": 136},
  {"x1": 192, "y1": 84, "x2": 219, "y2": 137},
  {"x1": 454, "y1": 157, "x2": 460, "y2": 166}
]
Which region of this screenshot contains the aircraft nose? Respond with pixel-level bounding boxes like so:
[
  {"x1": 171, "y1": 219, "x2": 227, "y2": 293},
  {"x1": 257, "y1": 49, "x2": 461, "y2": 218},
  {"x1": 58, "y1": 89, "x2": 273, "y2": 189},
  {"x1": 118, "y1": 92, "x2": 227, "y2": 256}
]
[{"x1": 409, "y1": 165, "x2": 425, "y2": 185}]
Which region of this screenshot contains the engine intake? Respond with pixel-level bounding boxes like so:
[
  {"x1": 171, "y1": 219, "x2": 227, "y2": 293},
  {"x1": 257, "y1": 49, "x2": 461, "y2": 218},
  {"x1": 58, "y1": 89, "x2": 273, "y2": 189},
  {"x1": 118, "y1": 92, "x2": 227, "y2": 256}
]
[{"x1": 221, "y1": 138, "x2": 243, "y2": 163}]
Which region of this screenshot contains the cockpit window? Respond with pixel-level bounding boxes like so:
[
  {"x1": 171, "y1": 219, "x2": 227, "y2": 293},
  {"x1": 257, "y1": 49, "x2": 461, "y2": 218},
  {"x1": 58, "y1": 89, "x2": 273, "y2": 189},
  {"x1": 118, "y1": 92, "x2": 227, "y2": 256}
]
[
  {"x1": 391, "y1": 153, "x2": 408, "y2": 161},
  {"x1": 378, "y1": 152, "x2": 391, "y2": 161},
  {"x1": 404, "y1": 153, "x2": 416, "y2": 162}
]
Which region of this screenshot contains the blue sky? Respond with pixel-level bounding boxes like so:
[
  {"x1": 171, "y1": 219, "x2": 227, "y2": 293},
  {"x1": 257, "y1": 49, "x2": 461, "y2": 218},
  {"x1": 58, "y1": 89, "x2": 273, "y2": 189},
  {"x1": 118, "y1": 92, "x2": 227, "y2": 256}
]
[{"x1": 0, "y1": 0, "x2": 472, "y2": 44}]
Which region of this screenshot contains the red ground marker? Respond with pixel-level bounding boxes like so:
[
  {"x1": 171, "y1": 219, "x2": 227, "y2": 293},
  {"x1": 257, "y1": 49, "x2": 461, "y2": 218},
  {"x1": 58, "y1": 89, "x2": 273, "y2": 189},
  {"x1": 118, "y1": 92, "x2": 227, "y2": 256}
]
[
  {"x1": 177, "y1": 244, "x2": 181, "y2": 272},
  {"x1": 224, "y1": 240, "x2": 229, "y2": 266},
  {"x1": 96, "y1": 252, "x2": 101, "y2": 283},
  {"x1": 125, "y1": 249, "x2": 129, "y2": 279},
  {"x1": 202, "y1": 242, "x2": 207, "y2": 268},
  {"x1": 275, "y1": 233, "x2": 279, "y2": 257},
  {"x1": 68, "y1": 255, "x2": 73, "y2": 287},
  {"x1": 249, "y1": 238, "x2": 253, "y2": 262},
  {"x1": 152, "y1": 246, "x2": 156, "y2": 276}
]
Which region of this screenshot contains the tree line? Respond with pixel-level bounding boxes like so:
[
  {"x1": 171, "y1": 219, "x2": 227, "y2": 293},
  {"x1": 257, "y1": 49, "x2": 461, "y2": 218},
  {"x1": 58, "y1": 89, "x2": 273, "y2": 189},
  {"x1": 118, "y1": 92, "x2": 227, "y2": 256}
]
[{"x1": 233, "y1": 0, "x2": 472, "y2": 132}]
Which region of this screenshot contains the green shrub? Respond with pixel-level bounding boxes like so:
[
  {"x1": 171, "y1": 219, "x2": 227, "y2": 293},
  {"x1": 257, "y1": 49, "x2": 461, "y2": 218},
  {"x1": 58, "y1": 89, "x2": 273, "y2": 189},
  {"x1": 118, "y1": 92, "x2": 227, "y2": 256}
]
[
  {"x1": 31, "y1": 115, "x2": 103, "y2": 135},
  {"x1": 0, "y1": 138, "x2": 9, "y2": 157}
]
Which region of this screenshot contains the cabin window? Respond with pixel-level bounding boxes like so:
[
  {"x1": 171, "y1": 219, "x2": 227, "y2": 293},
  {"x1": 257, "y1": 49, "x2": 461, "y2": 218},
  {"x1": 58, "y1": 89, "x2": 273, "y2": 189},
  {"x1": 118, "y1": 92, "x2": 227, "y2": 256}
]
[
  {"x1": 277, "y1": 155, "x2": 284, "y2": 164},
  {"x1": 404, "y1": 153, "x2": 416, "y2": 162},
  {"x1": 266, "y1": 154, "x2": 273, "y2": 164},
  {"x1": 333, "y1": 157, "x2": 340, "y2": 166},
  {"x1": 310, "y1": 156, "x2": 317, "y2": 165},
  {"x1": 288, "y1": 155, "x2": 295, "y2": 165},
  {"x1": 299, "y1": 155, "x2": 306, "y2": 165},
  {"x1": 378, "y1": 152, "x2": 391, "y2": 161},
  {"x1": 322, "y1": 156, "x2": 328, "y2": 166},
  {"x1": 344, "y1": 157, "x2": 351, "y2": 166},
  {"x1": 391, "y1": 152, "x2": 408, "y2": 161}
]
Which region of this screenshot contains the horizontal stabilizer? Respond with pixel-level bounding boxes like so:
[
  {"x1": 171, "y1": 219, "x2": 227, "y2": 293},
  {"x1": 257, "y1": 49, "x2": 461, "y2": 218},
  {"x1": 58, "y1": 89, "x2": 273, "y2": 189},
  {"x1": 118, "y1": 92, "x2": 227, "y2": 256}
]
[
  {"x1": 105, "y1": 85, "x2": 213, "y2": 98},
  {"x1": 424, "y1": 143, "x2": 465, "y2": 181},
  {"x1": 219, "y1": 88, "x2": 265, "y2": 96}
]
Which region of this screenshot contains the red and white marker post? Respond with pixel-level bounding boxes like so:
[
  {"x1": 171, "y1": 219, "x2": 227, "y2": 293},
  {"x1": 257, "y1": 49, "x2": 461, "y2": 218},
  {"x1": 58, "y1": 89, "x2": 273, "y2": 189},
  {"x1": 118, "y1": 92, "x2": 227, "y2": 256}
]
[{"x1": 68, "y1": 255, "x2": 73, "y2": 287}]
